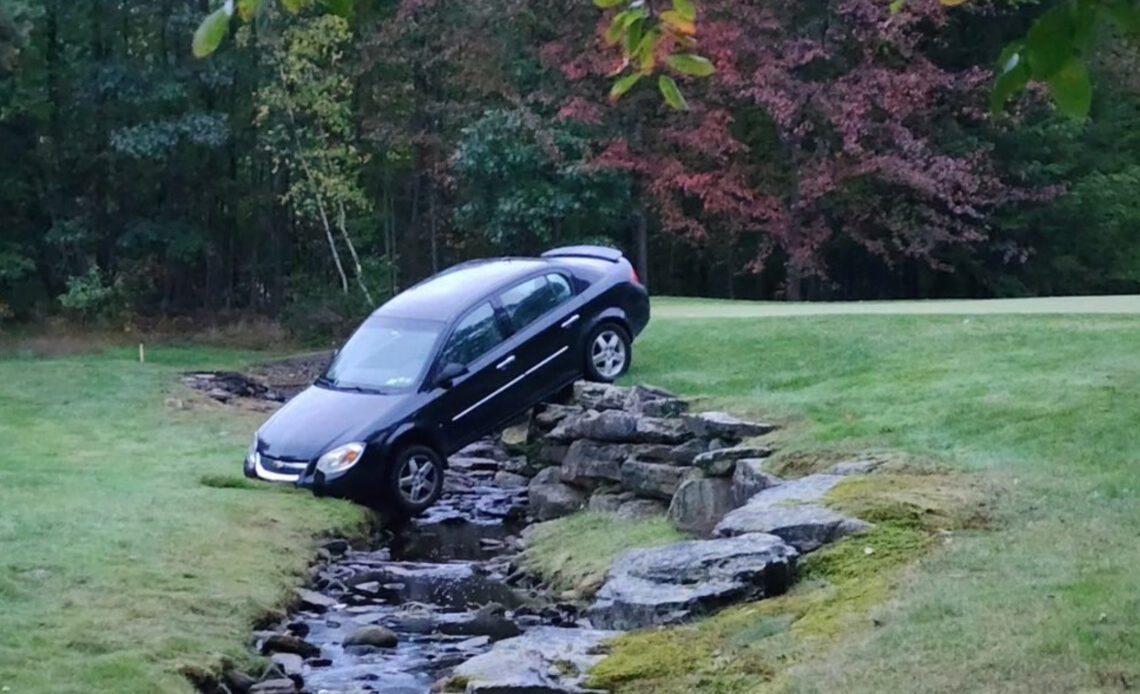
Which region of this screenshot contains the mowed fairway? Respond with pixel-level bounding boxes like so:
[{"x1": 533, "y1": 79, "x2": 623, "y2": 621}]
[
  {"x1": 627, "y1": 299, "x2": 1140, "y2": 692},
  {"x1": 0, "y1": 346, "x2": 368, "y2": 693}
]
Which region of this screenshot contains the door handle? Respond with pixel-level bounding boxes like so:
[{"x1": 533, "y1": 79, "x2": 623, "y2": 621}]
[
  {"x1": 561, "y1": 314, "x2": 580, "y2": 329},
  {"x1": 496, "y1": 355, "x2": 516, "y2": 371}
]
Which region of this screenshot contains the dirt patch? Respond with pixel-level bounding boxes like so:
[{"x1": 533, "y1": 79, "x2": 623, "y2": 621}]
[{"x1": 180, "y1": 351, "x2": 333, "y2": 410}]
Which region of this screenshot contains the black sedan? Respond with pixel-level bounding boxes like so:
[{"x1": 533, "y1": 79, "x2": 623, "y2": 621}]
[{"x1": 244, "y1": 245, "x2": 650, "y2": 513}]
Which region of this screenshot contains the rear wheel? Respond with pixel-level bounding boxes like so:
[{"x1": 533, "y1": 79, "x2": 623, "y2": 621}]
[
  {"x1": 387, "y1": 444, "x2": 445, "y2": 515},
  {"x1": 584, "y1": 322, "x2": 631, "y2": 383}
]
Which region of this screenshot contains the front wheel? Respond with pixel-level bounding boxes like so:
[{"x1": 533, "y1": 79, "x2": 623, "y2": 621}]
[
  {"x1": 584, "y1": 322, "x2": 631, "y2": 383},
  {"x1": 387, "y1": 444, "x2": 445, "y2": 515}
]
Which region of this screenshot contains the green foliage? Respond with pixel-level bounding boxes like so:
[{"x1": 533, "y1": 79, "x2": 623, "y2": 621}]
[
  {"x1": 57, "y1": 266, "x2": 122, "y2": 322},
  {"x1": 451, "y1": 109, "x2": 633, "y2": 252}
]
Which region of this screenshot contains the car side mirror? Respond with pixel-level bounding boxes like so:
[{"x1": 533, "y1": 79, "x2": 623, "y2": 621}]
[{"x1": 434, "y1": 362, "x2": 468, "y2": 389}]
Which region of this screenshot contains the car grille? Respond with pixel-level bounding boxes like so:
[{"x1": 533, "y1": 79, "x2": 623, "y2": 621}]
[{"x1": 260, "y1": 455, "x2": 309, "y2": 476}]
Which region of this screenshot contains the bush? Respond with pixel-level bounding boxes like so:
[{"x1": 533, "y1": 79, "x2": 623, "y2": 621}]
[{"x1": 57, "y1": 266, "x2": 123, "y2": 322}]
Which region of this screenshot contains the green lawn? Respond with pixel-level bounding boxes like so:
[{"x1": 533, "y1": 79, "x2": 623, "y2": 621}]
[
  {"x1": 616, "y1": 302, "x2": 1140, "y2": 693},
  {"x1": 0, "y1": 346, "x2": 369, "y2": 693},
  {"x1": 2, "y1": 301, "x2": 1138, "y2": 693}
]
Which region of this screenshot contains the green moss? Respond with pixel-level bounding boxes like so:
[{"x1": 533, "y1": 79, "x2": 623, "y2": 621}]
[
  {"x1": 589, "y1": 473, "x2": 993, "y2": 694},
  {"x1": 825, "y1": 473, "x2": 992, "y2": 533},
  {"x1": 521, "y1": 512, "x2": 685, "y2": 594}
]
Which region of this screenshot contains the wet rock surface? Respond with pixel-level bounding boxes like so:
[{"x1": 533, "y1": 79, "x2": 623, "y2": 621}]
[
  {"x1": 447, "y1": 626, "x2": 619, "y2": 694},
  {"x1": 587, "y1": 533, "x2": 798, "y2": 630},
  {"x1": 245, "y1": 438, "x2": 599, "y2": 694},
  {"x1": 714, "y1": 474, "x2": 873, "y2": 552}
]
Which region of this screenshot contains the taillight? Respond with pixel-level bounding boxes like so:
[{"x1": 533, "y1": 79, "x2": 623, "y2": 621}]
[{"x1": 631, "y1": 266, "x2": 642, "y2": 285}]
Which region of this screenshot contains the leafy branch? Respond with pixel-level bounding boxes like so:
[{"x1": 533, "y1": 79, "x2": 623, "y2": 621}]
[
  {"x1": 595, "y1": 0, "x2": 715, "y2": 110},
  {"x1": 192, "y1": 0, "x2": 354, "y2": 59}
]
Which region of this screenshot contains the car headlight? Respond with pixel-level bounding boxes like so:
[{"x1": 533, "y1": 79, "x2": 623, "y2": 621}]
[
  {"x1": 247, "y1": 434, "x2": 260, "y2": 466},
  {"x1": 316, "y1": 442, "x2": 365, "y2": 474}
]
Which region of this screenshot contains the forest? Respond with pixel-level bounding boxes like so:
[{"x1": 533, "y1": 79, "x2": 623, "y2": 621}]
[{"x1": 1, "y1": 0, "x2": 1139, "y2": 336}]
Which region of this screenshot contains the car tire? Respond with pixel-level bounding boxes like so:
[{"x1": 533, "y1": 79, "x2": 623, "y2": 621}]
[
  {"x1": 387, "y1": 444, "x2": 445, "y2": 515},
  {"x1": 584, "y1": 322, "x2": 632, "y2": 383}
]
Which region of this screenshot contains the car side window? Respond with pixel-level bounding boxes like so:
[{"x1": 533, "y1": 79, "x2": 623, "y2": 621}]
[
  {"x1": 439, "y1": 302, "x2": 505, "y2": 366},
  {"x1": 498, "y1": 274, "x2": 572, "y2": 331}
]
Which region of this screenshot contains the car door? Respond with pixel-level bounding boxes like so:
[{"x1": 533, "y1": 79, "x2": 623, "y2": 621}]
[
  {"x1": 495, "y1": 272, "x2": 580, "y2": 408},
  {"x1": 427, "y1": 301, "x2": 523, "y2": 453}
]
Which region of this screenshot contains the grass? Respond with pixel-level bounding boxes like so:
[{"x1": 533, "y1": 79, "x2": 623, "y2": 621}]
[
  {"x1": 596, "y1": 304, "x2": 1140, "y2": 692},
  {"x1": 0, "y1": 345, "x2": 369, "y2": 693},
  {"x1": 521, "y1": 512, "x2": 684, "y2": 594}
]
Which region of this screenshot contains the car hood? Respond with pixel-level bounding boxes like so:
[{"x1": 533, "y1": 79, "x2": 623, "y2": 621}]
[{"x1": 257, "y1": 384, "x2": 411, "y2": 462}]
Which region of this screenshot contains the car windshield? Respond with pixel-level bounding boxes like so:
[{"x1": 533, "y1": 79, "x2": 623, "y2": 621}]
[{"x1": 321, "y1": 316, "x2": 444, "y2": 393}]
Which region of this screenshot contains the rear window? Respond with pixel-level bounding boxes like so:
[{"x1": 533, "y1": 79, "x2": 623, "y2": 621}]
[{"x1": 499, "y1": 274, "x2": 573, "y2": 330}]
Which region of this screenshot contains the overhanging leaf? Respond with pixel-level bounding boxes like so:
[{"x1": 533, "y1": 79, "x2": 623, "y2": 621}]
[
  {"x1": 594, "y1": 0, "x2": 627, "y2": 8},
  {"x1": 1047, "y1": 56, "x2": 1092, "y2": 119},
  {"x1": 1025, "y1": 5, "x2": 1074, "y2": 79},
  {"x1": 673, "y1": 0, "x2": 697, "y2": 21},
  {"x1": 192, "y1": 8, "x2": 230, "y2": 59},
  {"x1": 635, "y1": 28, "x2": 662, "y2": 73},
  {"x1": 609, "y1": 72, "x2": 643, "y2": 102},
  {"x1": 666, "y1": 53, "x2": 715, "y2": 77},
  {"x1": 660, "y1": 10, "x2": 697, "y2": 35},
  {"x1": 658, "y1": 74, "x2": 689, "y2": 110},
  {"x1": 990, "y1": 43, "x2": 1030, "y2": 114}
]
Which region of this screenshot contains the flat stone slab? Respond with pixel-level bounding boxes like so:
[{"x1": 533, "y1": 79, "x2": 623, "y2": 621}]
[
  {"x1": 587, "y1": 533, "x2": 797, "y2": 630},
  {"x1": 713, "y1": 474, "x2": 872, "y2": 552},
  {"x1": 448, "y1": 626, "x2": 619, "y2": 693}
]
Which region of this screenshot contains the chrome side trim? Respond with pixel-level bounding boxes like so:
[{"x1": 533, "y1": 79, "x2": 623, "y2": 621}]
[
  {"x1": 452, "y1": 346, "x2": 570, "y2": 422},
  {"x1": 496, "y1": 355, "x2": 516, "y2": 371},
  {"x1": 560, "y1": 314, "x2": 580, "y2": 329}
]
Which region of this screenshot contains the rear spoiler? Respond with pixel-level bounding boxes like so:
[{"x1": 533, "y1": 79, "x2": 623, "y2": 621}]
[{"x1": 541, "y1": 245, "x2": 624, "y2": 262}]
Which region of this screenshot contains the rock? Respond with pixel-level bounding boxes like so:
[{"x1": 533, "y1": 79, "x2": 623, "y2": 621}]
[
  {"x1": 668, "y1": 477, "x2": 738, "y2": 535},
  {"x1": 222, "y1": 669, "x2": 257, "y2": 693},
  {"x1": 269, "y1": 653, "x2": 303, "y2": 677},
  {"x1": 533, "y1": 404, "x2": 584, "y2": 432},
  {"x1": 573, "y1": 381, "x2": 630, "y2": 410},
  {"x1": 588, "y1": 492, "x2": 625, "y2": 513},
  {"x1": 294, "y1": 587, "x2": 337, "y2": 612},
  {"x1": 248, "y1": 679, "x2": 297, "y2": 694},
  {"x1": 558, "y1": 440, "x2": 627, "y2": 487},
  {"x1": 260, "y1": 633, "x2": 321, "y2": 659},
  {"x1": 550, "y1": 410, "x2": 691, "y2": 445},
  {"x1": 448, "y1": 626, "x2": 618, "y2": 694},
  {"x1": 625, "y1": 384, "x2": 688, "y2": 418},
  {"x1": 669, "y1": 438, "x2": 709, "y2": 465},
  {"x1": 500, "y1": 421, "x2": 530, "y2": 450},
  {"x1": 538, "y1": 442, "x2": 571, "y2": 466},
  {"x1": 437, "y1": 603, "x2": 522, "y2": 641},
  {"x1": 529, "y1": 467, "x2": 587, "y2": 521},
  {"x1": 343, "y1": 625, "x2": 398, "y2": 649},
  {"x1": 588, "y1": 533, "x2": 798, "y2": 630},
  {"x1": 625, "y1": 443, "x2": 674, "y2": 463},
  {"x1": 714, "y1": 474, "x2": 871, "y2": 552},
  {"x1": 683, "y1": 411, "x2": 777, "y2": 441},
  {"x1": 616, "y1": 498, "x2": 668, "y2": 520},
  {"x1": 620, "y1": 460, "x2": 690, "y2": 500},
  {"x1": 693, "y1": 446, "x2": 774, "y2": 477},
  {"x1": 634, "y1": 416, "x2": 693, "y2": 444},
  {"x1": 732, "y1": 459, "x2": 782, "y2": 505},
  {"x1": 457, "y1": 438, "x2": 510, "y2": 461},
  {"x1": 320, "y1": 538, "x2": 349, "y2": 555},
  {"x1": 829, "y1": 458, "x2": 884, "y2": 475},
  {"x1": 493, "y1": 471, "x2": 530, "y2": 488}
]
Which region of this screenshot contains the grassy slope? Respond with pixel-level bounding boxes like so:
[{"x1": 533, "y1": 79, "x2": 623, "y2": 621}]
[
  {"x1": 617, "y1": 304, "x2": 1140, "y2": 692},
  {"x1": 0, "y1": 346, "x2": 368, "y2": 694}
]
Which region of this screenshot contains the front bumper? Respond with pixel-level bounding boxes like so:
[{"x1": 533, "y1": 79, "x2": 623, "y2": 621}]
[{"x1": 245, "y1": 451, "x2": 382, "y2": 501}]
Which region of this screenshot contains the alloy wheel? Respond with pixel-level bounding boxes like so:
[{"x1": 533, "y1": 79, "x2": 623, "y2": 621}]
[
  {"x1": 397, "y1": 453, "x2": 438, "y2": 505},
  {"x1": 591, "y1": 329, "x2": 628, "y2": 380}
]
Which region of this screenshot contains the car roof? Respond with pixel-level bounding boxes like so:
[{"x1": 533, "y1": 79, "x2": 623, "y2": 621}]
[{"x1": 374, "y1": 258, "x2": 556, "y2": 322}]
